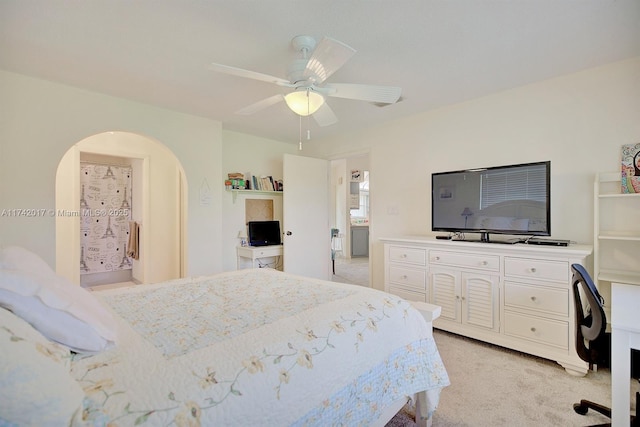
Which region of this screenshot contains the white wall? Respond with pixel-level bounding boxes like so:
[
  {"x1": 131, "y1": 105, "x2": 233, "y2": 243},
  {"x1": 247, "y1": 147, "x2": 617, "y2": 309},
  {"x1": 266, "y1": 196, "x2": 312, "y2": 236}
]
[
  {"x1": 221, "y1": 130, "x2": 299, "y2": 271},
  {"x1": 0, "y1": 70, "x2": 222, "y2": 277},
  {"x1": 2, "y1": 58, "x2": 639, "y2": 289},
  {"x1": 305, "y1": 57, "x2": 640, "y2": 291}
]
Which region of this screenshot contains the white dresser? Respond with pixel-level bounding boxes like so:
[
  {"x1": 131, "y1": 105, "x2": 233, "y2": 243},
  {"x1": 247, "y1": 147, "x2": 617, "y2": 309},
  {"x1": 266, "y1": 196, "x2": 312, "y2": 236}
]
[{"x1": 381, "y1": 236, "x2": 593, "y2": 375}]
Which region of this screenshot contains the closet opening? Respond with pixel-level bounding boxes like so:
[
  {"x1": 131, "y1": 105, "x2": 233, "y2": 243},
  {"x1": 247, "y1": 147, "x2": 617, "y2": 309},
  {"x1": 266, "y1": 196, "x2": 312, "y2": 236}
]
[
  {"x1": 55, "y1": 131, "x2": 187, "y2": 288},
  {"x1": 79, "y1": 153, "x2": 137, "y2": 288}
]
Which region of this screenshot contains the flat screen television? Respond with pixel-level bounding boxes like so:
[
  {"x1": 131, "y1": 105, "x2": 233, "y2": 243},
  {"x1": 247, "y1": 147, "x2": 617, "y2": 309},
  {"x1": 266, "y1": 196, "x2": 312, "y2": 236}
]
[
  {"x1": 431, "y1": 161, "x2": 551, "y2": 243},
  {"x1": 247, "y1": 220, "x2": 282, "y2": 246}
]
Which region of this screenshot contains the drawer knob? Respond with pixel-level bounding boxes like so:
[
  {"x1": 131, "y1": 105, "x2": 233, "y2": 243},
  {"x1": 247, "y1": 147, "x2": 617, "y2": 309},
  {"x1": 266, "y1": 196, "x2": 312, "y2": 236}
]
[
  {"x1": 481, "y1": 261, "x2": 488, "y2": 266},
  {"x1": 401, "y1": 254, "x2": 407, "y2": 258},
  {"x1": 530, "y1": 327, "x2": 537, "y2": 333},
  {"x1": 401, "y1": 275, "x2": 408, "y2": 280},
  {"x1": 530, "y1": 296, "x2": 537, "y2": 302},
  {"x1": 529, "y1": 267, "x2": 537, "y2": 273},
  {"x1": 434, "y1": 256, "x2": 440, "y2": 261}
]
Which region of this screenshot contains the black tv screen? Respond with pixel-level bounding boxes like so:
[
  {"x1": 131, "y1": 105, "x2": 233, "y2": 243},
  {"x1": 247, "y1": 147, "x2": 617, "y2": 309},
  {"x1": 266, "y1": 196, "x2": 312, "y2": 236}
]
[
  {"x1": 247, "y1": 221, "x2": 282, "y2": 246},
  {"x1": 432, "y1": 161, "x2": 550, "y2": 241}
]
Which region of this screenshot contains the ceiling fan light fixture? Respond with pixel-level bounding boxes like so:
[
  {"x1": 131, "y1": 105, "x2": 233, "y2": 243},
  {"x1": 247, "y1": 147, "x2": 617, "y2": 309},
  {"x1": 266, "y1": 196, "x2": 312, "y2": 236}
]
[{"x1": 284, "y1": 89, "x2": 324, "y2": 116}]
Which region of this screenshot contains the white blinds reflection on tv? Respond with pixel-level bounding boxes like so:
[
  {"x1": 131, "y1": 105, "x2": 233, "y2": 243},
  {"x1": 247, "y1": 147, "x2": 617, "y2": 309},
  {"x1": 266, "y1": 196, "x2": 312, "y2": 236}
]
[{"x1": 480, "y1": 164, "x2": 547, "y2": 209}]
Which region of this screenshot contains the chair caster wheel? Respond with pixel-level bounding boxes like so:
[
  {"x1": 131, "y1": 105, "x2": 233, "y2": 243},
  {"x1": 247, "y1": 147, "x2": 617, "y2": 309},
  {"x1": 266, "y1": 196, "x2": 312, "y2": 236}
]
[{"x1": 573, "y1": 403, "x2": 588, "y2": 415}]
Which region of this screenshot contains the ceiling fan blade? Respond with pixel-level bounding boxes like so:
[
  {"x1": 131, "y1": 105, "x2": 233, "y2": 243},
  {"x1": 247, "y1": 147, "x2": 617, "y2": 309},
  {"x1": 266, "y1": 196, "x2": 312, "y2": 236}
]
[
  {"x1": 324, "y1": 83, "x2": 402, "y2": 104},
  {"x1": 312, "y1": 103, "x2": 338, "y2": 127},
  {"x1": 235, "y1": 94, "x2": 284, "y2": 115},
  {"x1": 303, "y1": 37, "x2": 356, "y2": 84},
  {"x1": 209, "y1": 62, "x2": 291, "y2": 86}
]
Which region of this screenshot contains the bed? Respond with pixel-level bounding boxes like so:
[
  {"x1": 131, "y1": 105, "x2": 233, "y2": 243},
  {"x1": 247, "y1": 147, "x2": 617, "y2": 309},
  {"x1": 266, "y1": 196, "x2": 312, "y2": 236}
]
[{"x1": 0, "y1": 246, "x2": 449, "y2": 427}]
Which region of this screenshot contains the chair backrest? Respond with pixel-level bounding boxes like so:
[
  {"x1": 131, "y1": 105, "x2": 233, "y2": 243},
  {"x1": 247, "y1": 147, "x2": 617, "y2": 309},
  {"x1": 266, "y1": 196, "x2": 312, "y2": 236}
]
[{"x1": 571, "y1": 263, "x2": 607, "y2": 364}]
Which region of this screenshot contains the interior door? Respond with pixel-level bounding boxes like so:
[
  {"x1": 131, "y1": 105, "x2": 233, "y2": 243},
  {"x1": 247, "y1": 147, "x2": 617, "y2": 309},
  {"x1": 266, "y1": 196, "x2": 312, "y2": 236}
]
[{"x1": 283, "y1": 153, "x2": 330, "y2": 280}]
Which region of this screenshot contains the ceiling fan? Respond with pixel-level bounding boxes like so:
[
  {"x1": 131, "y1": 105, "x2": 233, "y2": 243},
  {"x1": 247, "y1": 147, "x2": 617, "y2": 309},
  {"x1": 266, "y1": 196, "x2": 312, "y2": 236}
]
[{"x1": 208, "y1": 35, "x2": 402, "y2": 127}]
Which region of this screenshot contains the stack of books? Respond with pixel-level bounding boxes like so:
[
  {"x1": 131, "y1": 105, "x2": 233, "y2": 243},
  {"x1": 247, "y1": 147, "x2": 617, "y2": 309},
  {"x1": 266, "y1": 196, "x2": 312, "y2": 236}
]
[
  {"x1": 226, "y1": 173, "x2": 283, "y2": 191},
  {"x1": 227, "y1": 172, "x2": 246, "y2": 189}
]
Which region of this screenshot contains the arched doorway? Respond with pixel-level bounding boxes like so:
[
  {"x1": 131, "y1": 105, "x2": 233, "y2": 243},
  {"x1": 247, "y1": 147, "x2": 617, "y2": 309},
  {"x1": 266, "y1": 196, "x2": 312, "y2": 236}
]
[{"x1": 55, "y1": 131, "x2": 187, "y2": 287}]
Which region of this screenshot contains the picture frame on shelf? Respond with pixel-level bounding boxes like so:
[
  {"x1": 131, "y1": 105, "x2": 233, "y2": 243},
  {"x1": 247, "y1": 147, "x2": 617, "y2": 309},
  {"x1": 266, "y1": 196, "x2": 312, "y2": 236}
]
[{"x1": 621, "y1": 143, "x2": 640, "y2": 193}]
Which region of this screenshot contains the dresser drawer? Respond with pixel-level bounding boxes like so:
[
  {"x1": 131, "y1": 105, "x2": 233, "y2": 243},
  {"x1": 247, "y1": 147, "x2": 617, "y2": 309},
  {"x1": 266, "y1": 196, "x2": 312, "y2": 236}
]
[
  {"x1": 504, "y1": 282, "x2": 569, "y2": 316},
  {"x1": 503, "y1": 311, "x2": 568, "y2": 349},
  {"x1": 504, "y1": 257, "x2": 569, "y2": 283},
  {"x1": 388, "y1": 265, "x2": 427, "y2": 292},
  {"x1": 430, "y1": 250, "x2": 499, "y2": 272},
  {"x1": 388, "y1": 246, "x2": 427, "y2": 266},
  {"x1": 388, "y1": 285, "x2": 427, "y2": 303}
]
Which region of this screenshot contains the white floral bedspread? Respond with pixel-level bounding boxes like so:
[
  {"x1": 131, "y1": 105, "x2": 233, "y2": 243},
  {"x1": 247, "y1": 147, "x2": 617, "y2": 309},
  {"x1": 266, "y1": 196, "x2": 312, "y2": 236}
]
[{"x1": 72, "y1": 268, "x2": 449, "y2": 426}]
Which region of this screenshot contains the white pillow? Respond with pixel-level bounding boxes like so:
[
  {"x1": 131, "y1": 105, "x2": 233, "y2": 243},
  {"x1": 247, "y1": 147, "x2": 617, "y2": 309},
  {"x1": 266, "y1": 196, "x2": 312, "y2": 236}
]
[
  {"x1": 0, "y1": 250, "x2": 117, "y2": 353},
  {"x1": 0, "y1": 306, "x2": 84, "y2": 426},
  {"x1": 0, "y1": 245, "x2": 55, "y2": 277}
]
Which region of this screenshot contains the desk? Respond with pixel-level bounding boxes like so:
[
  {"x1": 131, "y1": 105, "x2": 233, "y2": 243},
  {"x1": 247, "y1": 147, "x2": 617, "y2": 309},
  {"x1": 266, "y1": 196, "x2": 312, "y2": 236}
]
[
  {"x1": 611, "y1": 282, "x2": 640, "y2": 426},
  {"x1": 236, "y1": 245, "x2": 283, "y2": 270}
]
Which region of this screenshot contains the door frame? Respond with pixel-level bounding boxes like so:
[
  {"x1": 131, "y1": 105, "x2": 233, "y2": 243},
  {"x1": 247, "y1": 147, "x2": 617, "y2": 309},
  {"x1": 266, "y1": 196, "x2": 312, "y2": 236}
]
[
  {"x1": 55, "y1": 132, "x2": 187, "y2": 285},
  {"x1": 328, "y1": 149, "x2": 371, "y2": 286}
]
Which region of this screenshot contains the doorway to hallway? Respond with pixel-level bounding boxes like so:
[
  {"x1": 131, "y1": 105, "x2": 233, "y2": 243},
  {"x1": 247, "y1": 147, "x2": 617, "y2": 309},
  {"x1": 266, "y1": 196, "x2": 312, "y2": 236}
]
[{"x1": 330, "y1": 154, "x2": 370, "y2": 287}]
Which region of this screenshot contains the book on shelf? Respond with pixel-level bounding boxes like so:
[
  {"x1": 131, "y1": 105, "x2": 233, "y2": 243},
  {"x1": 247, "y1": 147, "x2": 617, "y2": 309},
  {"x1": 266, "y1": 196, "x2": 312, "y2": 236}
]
[
  {"x1": 227, "y1": 172, "x2": 245, "y2": 190},
  {"x1": 243, "y1": 172, "x2": 253, "y2": 190},
  {"x1": 260, "y1": 176, "x2": 273, "y2": 191}
]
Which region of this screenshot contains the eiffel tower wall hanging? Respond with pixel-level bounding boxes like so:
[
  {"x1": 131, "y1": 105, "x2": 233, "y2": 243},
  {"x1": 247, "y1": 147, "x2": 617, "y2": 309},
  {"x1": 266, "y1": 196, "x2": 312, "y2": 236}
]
[{"x1": 80, "y1": 163, "x2": 133, "y2": 275}]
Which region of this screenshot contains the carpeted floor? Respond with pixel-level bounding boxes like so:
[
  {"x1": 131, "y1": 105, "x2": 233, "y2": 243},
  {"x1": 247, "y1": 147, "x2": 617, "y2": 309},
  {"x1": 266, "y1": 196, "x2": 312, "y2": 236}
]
[
  {"x1": 386, "y1": 329, "x2": 638, "y2": 426},
  {"x1": 332, "y1": 256, "x2": 369, "y2": 287}
]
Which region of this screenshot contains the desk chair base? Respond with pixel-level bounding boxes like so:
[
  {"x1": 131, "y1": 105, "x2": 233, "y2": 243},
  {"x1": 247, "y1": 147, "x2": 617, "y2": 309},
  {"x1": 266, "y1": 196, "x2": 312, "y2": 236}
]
[
  {"x1": 573, "y1": 392, "x2": 639, "y2": 426},
  {"x1": 573, "y1": 400, "x2": 611, "y2": 418}
]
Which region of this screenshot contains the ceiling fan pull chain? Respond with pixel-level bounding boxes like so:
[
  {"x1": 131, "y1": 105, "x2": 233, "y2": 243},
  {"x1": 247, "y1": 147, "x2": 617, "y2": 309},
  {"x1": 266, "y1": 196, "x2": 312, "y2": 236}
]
[
  {"x1": 298, "y1": 115, "x2": 303, "y2": 150},
  {"x1": 306, "y1": 89, "x2": 312, "y2": 141}
]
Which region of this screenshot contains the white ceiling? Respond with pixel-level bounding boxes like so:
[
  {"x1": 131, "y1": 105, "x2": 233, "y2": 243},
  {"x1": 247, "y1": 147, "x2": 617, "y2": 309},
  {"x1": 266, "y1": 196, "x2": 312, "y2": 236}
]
[{"x1": 1, "y1": 1, "x2": 639, "y2": 144}]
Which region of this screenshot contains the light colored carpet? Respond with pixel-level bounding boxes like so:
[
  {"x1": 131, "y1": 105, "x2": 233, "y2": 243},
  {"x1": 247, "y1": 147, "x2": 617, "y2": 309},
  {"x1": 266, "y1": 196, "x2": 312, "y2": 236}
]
[
  {"x1": 332, "y1": 257, "x2": 369, "y2": 287},
  {"x1": 386, "y1": 329, "x2": 639, "y2": 426}
]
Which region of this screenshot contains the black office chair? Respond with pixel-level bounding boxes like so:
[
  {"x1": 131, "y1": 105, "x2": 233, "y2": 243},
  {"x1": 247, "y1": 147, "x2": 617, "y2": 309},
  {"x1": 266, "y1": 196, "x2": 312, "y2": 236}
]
[{"x1": 571, "y1": 263, "x2": 639, "y2": 425}]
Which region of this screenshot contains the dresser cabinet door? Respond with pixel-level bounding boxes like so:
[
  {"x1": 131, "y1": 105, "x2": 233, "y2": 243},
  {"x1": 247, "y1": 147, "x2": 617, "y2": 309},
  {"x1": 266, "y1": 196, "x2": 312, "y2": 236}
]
[
  {"x1": 462, "y1": 272, "x2": 500, "y2": 331},
  {"x1": 430, "y1": 269, "x2": 460, "y2": 322}
]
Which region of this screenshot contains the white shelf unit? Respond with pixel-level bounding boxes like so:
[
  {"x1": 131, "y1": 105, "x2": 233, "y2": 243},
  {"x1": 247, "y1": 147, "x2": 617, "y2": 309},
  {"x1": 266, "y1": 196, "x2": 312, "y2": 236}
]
[
  {"x1": 227, "y1": 189, "x2": 283, "y2": 203},
  {"x1": 594, "y1": 172, "x2": 640, "y2": 318}
]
